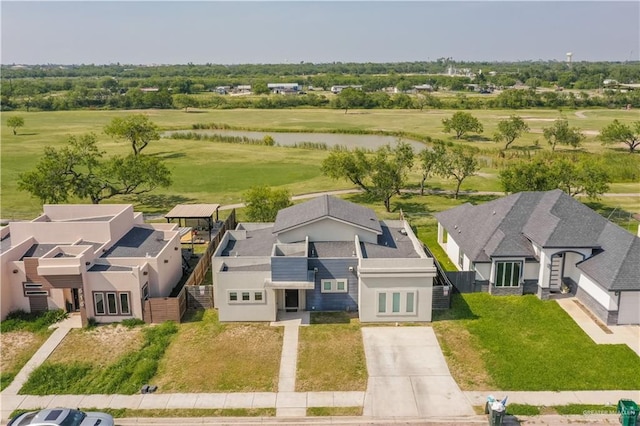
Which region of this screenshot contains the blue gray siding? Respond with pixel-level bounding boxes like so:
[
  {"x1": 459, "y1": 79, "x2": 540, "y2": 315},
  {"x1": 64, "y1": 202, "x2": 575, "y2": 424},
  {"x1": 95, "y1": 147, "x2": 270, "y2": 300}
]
[
  {"x1": 271, "y1": 257, "x2": 309, "y2": 282},
  {"x1": 306, "y1": 259, "x2": 358, "y2": 311}
]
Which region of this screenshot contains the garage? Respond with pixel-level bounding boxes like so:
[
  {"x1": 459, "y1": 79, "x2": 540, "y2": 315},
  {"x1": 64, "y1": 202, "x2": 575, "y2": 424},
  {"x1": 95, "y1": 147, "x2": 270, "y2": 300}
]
[{"x1": 618, "y1": 291, "x2": 640, "y2": 325}]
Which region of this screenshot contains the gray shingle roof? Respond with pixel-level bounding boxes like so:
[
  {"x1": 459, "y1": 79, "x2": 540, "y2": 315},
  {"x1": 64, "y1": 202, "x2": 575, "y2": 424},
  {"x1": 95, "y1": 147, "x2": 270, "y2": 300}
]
[
  {"x1": 435, "y1": 189, "x2": 640, "y2": 291},
  {"x1": 222, "y1": 227, "x2": 277, "y2": 257},
  {"x1": 273, "y1": 195, "x2": 382, "y2": 235}
]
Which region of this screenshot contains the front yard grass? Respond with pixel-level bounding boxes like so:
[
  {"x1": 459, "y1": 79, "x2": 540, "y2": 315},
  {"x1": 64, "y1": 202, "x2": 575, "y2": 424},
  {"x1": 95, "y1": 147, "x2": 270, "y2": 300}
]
[
  {"x1": 433, "y1": 293, "x2": 640, "y2": 391},
  {"x1": 152, "y1": 309, "x2": 283, "y2": 392},
  {"x1": 0, "y1": 310, "x2": 66, "y2": 390},
  {"x1": 307, "y1": 407, "x2": 363, "y2": 416},
  {"x1": 20, "y1": 321, "x2": 178, "y2": 395},
  {"x1": 296, "y1": 312, "x2": 367, "y2": 392}
]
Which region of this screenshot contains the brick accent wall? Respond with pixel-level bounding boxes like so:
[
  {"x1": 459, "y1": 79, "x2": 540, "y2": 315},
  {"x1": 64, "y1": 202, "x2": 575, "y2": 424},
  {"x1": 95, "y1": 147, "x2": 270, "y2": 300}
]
[
  {"x1": 575, "y1": 286, "x2": 617, "y2": 326},
  {"x1": 489, "y1": 285, "x2": 523, "y2": 296},
  {"x1": 523, "y1": 280, "x2": 538, "y2": 295}
]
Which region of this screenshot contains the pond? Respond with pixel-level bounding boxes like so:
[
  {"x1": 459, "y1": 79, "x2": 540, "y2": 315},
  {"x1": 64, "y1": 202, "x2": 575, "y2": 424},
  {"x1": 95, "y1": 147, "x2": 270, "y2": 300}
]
[{"x1": 164, "y1": 129, "x2": 426, "y2": 151}]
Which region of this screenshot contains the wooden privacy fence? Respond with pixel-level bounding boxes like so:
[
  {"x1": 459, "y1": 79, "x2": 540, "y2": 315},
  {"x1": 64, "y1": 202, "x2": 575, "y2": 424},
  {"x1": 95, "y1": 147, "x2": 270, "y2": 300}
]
[
  {"x1": 142, "y1": 209, "x2": 236, "y2": 323},
  {"x1": 143, "y1": 286, "x2": 187, "y2": 323},
  {"x1": 185, "y1": 209, "x2": 236, "y2": 287}
]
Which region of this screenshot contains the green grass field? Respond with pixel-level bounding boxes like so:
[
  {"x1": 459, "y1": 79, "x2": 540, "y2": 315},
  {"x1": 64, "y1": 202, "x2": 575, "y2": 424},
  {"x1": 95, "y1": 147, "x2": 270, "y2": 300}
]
[
  {"x1": 433, "y1": 294, "x2": 640, "y2": 391},
  {"x1": 1, "y1": 108, "x2": 638, "y2": 220}
]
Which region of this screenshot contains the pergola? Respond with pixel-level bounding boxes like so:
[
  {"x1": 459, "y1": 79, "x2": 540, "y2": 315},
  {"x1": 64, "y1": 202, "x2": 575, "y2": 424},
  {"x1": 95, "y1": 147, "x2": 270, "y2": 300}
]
[{"x1": 165, "y1": 204, "x2": 220, "y2": 241}]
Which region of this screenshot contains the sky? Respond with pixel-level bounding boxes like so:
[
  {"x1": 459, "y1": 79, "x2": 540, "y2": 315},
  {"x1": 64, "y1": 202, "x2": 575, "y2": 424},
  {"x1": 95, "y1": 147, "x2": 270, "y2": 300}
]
[{"x1": 1, "y1": 1, "x2": 639, "y2": 65}]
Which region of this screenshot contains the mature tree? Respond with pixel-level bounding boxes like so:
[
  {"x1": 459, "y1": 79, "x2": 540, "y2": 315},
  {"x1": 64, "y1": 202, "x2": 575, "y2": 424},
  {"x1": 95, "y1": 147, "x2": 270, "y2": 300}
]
[
  {"x1": 18, "y1": 133, "x2": 171, "y2": 204},
  {"x1": 551, "y1": 157, "x2": 610, "y2": 198},
  {"x1": 499, "y1": 155, "x2": 609, "y2": 199},
  {"x1": 244, "y1": 186, "x2": 292, "y2": 222},
  {"x1": 599, "y1": 119, "x2": 640, "y2": 153},
  {"x1": 18, "y1": 133, "x2": 103, "y2": 203},
  {"x1": 252, "y1": 82, "x2": 270, "y2": 95},
  {"x1": 173, "y1": 94, "x2": 198, "y2": 112},
  {"x1": 104, "y1": 114, "x2": 160, "y2": 156},
  {"x1": 418, "y1": 143, "x2": 446, "y2": 195},
  {"x1": 442, "y1": 111, "x2": 483, "y2": 139},
  {"x1": 543, "y1": 118, "x2": 585, "y2": 152},
  {"x1": 321, "y1": 142, "x2": 413, "y2": 211},
  {"x1": 499, "y1": 159, "x2": 556, "y2": 194},
  {"x1": 335, "y1": 87, "x2": 365, "y2": 114},
  {"x1": 7, "y1": 116, "x2": 24, "y2": 135},
  {"x1": 493, "y1": 115, "x2": 530, "y2": 150},
  {"x1": 435, "y1": 145, "x2": 479, "y2": 199},
  {"x1": 321, "y1": 147, "x2": 371, "y2": 191},
  {"x1": 369, "y1": 142, "x2": 415, "y2": 212}
]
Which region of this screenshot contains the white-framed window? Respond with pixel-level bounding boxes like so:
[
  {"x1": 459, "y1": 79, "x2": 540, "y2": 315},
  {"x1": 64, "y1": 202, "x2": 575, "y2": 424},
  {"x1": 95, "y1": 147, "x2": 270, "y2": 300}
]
[
  {"x1": 494, "y1": 261, "x2": 522, "y2": 287},
  {"x1": 320, "y1": 279, "x2": 348, "y2": 293},
  {"x1": 93, "y1": 291, "x2": 132, "y2": 316},
  {"x1": 228, "y1": 290, "x2": 266, "y2": 304},
  {"x1": 377, "y1": 290, "x2": 417, "y2": 316},
  {"x1": 458, "y1": 250, "x2": 464, "y2": 268}
]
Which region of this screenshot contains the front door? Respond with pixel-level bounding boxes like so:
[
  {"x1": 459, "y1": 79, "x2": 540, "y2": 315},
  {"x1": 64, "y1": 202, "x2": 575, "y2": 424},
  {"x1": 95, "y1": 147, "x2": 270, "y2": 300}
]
[
  {"x1": 285, "y1": 290, "x2": 298, "y2": 312},
  {"x1": 71, "y1": 288, "x2": 81, "y2": 311}
]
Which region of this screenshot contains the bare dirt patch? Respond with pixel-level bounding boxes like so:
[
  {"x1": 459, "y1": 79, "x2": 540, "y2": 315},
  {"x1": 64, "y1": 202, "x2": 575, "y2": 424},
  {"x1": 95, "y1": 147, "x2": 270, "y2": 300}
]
[
  {"x1": 1, "y1": 331, "x2": 41, "y2": 371},
  {"x1": 47, "y1": 325, "x2": 144, "y2": 367}
]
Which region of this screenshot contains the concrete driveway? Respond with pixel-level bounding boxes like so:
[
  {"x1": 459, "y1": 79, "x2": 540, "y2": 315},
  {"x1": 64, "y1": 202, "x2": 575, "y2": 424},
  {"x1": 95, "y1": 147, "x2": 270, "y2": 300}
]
[{"x1": 362, "y1": 327, "x2": 474, "y2": 418}]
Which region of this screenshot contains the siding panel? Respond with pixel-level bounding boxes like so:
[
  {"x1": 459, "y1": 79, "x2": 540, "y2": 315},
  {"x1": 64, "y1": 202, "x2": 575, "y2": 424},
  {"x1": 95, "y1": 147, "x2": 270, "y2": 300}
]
[{"x1": 306, "y1": 259, "x2": 358, "y2": 311}]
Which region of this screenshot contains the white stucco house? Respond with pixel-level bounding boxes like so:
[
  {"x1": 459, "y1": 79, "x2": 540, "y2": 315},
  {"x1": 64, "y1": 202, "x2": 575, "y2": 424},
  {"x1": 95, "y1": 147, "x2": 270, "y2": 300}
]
[
  {"x1": 0, "y1": 204, "x2": 183, "y2": 325},
  {"x1": 434, "y1": 190, "x2": 640, "y2": 325},
  {"x1": 212, "y1": 195, "x2": 441, "y2": 322}
]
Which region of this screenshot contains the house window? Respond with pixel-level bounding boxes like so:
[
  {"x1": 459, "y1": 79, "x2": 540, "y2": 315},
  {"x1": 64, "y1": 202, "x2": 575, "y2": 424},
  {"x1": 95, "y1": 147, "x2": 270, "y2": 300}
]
[
  {"x1": 94, "y1": 293, "x2": 105, "y2": 315},
  {"x1": 120, "y1": 293, "x2": 131, "y2": 315},
  {"x1": 495, "y1": 261, "x2": 522, "y2": 287},
  {"x1": 392, "y1": 293, "x2": 401, "y2": 313},
  {"x1": 378, "y1": 293, "x2": 386, "y2": 313},
  {"x1": 228, "y1": 290, "x2": 266, "y2": 304},
  {"x1": 321, "y1": 279, "x2": 348, "y2": 293},
  {"x1": 458, "y1": 250, "x2": 464, "y2": 268},
  {"x1": 142, "y1": 283, "x2": 149, "y2": 300},
  {"x1": 442, "y1": 229, "x2": 448, "y2": 244},
  {"x1": 93, "y1": 291, "x2": 132, "y2": 316},
  {"x1": 377, "y1": 291, "x2": 417, "y2": 316},
  {"x1": 106, "y1": 293, "x2": 118, "y2": 315}
]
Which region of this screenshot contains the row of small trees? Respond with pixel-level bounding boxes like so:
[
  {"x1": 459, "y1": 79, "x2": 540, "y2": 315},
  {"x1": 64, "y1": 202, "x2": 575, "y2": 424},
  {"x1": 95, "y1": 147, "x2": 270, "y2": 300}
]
[{"x1": 441, "y1": 111, "x2": 640, "y2": 153}]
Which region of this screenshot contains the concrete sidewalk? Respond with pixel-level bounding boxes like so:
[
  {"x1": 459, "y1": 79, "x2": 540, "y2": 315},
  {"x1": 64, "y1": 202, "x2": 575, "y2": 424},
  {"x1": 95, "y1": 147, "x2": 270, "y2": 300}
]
[{"x1": 556, "y1": 298, "x2": 640, "y2": 356}]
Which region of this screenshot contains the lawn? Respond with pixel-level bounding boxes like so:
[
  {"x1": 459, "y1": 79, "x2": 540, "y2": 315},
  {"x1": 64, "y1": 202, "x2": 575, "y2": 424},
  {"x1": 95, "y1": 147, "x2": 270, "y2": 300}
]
[
  {"x1": 2, "y1": 108, "x2": 638, "y2": 220},
  {"x1": 152, "y1": 309, "x2": 283, "y2": 392},
  {"x1": 432, "y1": 293, "x2": 640, "y2": 391},
  {"x1": 20, "y1": 321, "x2": 178, "y2": 395},
  {"x1": 0, "y1": 310, "x2": 66, "y2": 390},
  {"x1": 296, "y1": 312, "x2": 367, "y2": 392}
]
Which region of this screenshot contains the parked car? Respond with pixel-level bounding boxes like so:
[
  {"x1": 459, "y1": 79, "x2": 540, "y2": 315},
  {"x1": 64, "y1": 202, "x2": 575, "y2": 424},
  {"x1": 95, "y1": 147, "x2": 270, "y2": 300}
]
[{"x1": 8, "y1": 408, "x2": 114, "y2": 426}]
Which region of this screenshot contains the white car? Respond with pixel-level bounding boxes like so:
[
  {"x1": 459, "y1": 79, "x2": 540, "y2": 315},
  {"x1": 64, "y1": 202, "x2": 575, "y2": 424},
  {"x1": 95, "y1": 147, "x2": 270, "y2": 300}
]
[{"x1": 8, "y1": 408, "x2": 114, "y2": 426}]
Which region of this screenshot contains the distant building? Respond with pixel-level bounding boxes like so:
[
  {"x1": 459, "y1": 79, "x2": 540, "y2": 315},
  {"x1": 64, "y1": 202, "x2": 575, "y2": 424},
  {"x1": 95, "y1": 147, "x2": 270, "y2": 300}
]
[
  {"x1": 140, "y1": 87, "x2": 160, "y2": 93},
  {"x1": 267, "y1": 83, "x2": 301, "y2": 94},
  {"x1": 330, "y1": 85, "x2": 363, "y2": 94}
]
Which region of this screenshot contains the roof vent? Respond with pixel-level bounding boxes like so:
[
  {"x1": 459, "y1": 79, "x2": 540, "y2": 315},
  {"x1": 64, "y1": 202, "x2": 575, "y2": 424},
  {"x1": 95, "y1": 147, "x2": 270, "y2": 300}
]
[
  {"x1": 492, "y1": 211, "x2": 496, "y2": 215},
  {"x1": 454, "y1": 225, "x2": 458, "y2": 229},
  {"x1": 399, "y1": 228, "x2": 407, "y2": 235}
]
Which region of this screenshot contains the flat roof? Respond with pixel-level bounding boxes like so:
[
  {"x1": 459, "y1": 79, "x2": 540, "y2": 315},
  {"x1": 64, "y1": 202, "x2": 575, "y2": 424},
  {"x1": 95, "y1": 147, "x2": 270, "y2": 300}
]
[
  {"x1": 0, "y1": 234, "x2": 12, "y2": 253},
  {"x1": 309, "y1": 242, "x2": 357, "y2": 258},
  {"x1": 165, "y1": 204, "x2": 220, "y2": 219},
  {"x1": 223, "y1": 263, "x2": 271, "y2": 272},
  {"x1": 89, "y1": 264, "x2": 133, "y2": 272},
  {"x1": 101, "y1": 226, "x2": 168, "y2": 258},
  {"x1": 20, "y1": 244, "x2": 61, "y2": 260}
]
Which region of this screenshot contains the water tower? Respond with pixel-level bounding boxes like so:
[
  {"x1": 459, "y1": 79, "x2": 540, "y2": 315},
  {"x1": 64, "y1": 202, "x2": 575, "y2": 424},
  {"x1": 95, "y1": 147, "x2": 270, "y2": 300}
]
[{"x1": 566, "y1": 52, "x2": 573, "y2": 68}]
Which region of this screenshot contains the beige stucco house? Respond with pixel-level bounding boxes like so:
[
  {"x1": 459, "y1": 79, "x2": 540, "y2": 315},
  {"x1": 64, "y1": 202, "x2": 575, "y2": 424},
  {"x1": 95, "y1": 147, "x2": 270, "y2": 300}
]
[
  {"x1": 0, "y1": 204, "x2": 183, "y2": 324},
  {"x1": 212, "y1": 196, "x2": 438, "y2": 322},
  {"x1": 435, "y1": 190, "x2": 640, "y2": 325}
]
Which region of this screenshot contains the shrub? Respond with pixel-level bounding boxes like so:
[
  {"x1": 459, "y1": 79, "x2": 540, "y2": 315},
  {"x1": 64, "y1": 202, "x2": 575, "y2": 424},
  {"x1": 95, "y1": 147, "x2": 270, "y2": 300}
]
[
  {"x1": 1, "y1": 309, "x2": 67, "y2": 333},
  {"x1": 121, "y1": 318, "x2": 145, "y2": 328}
]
